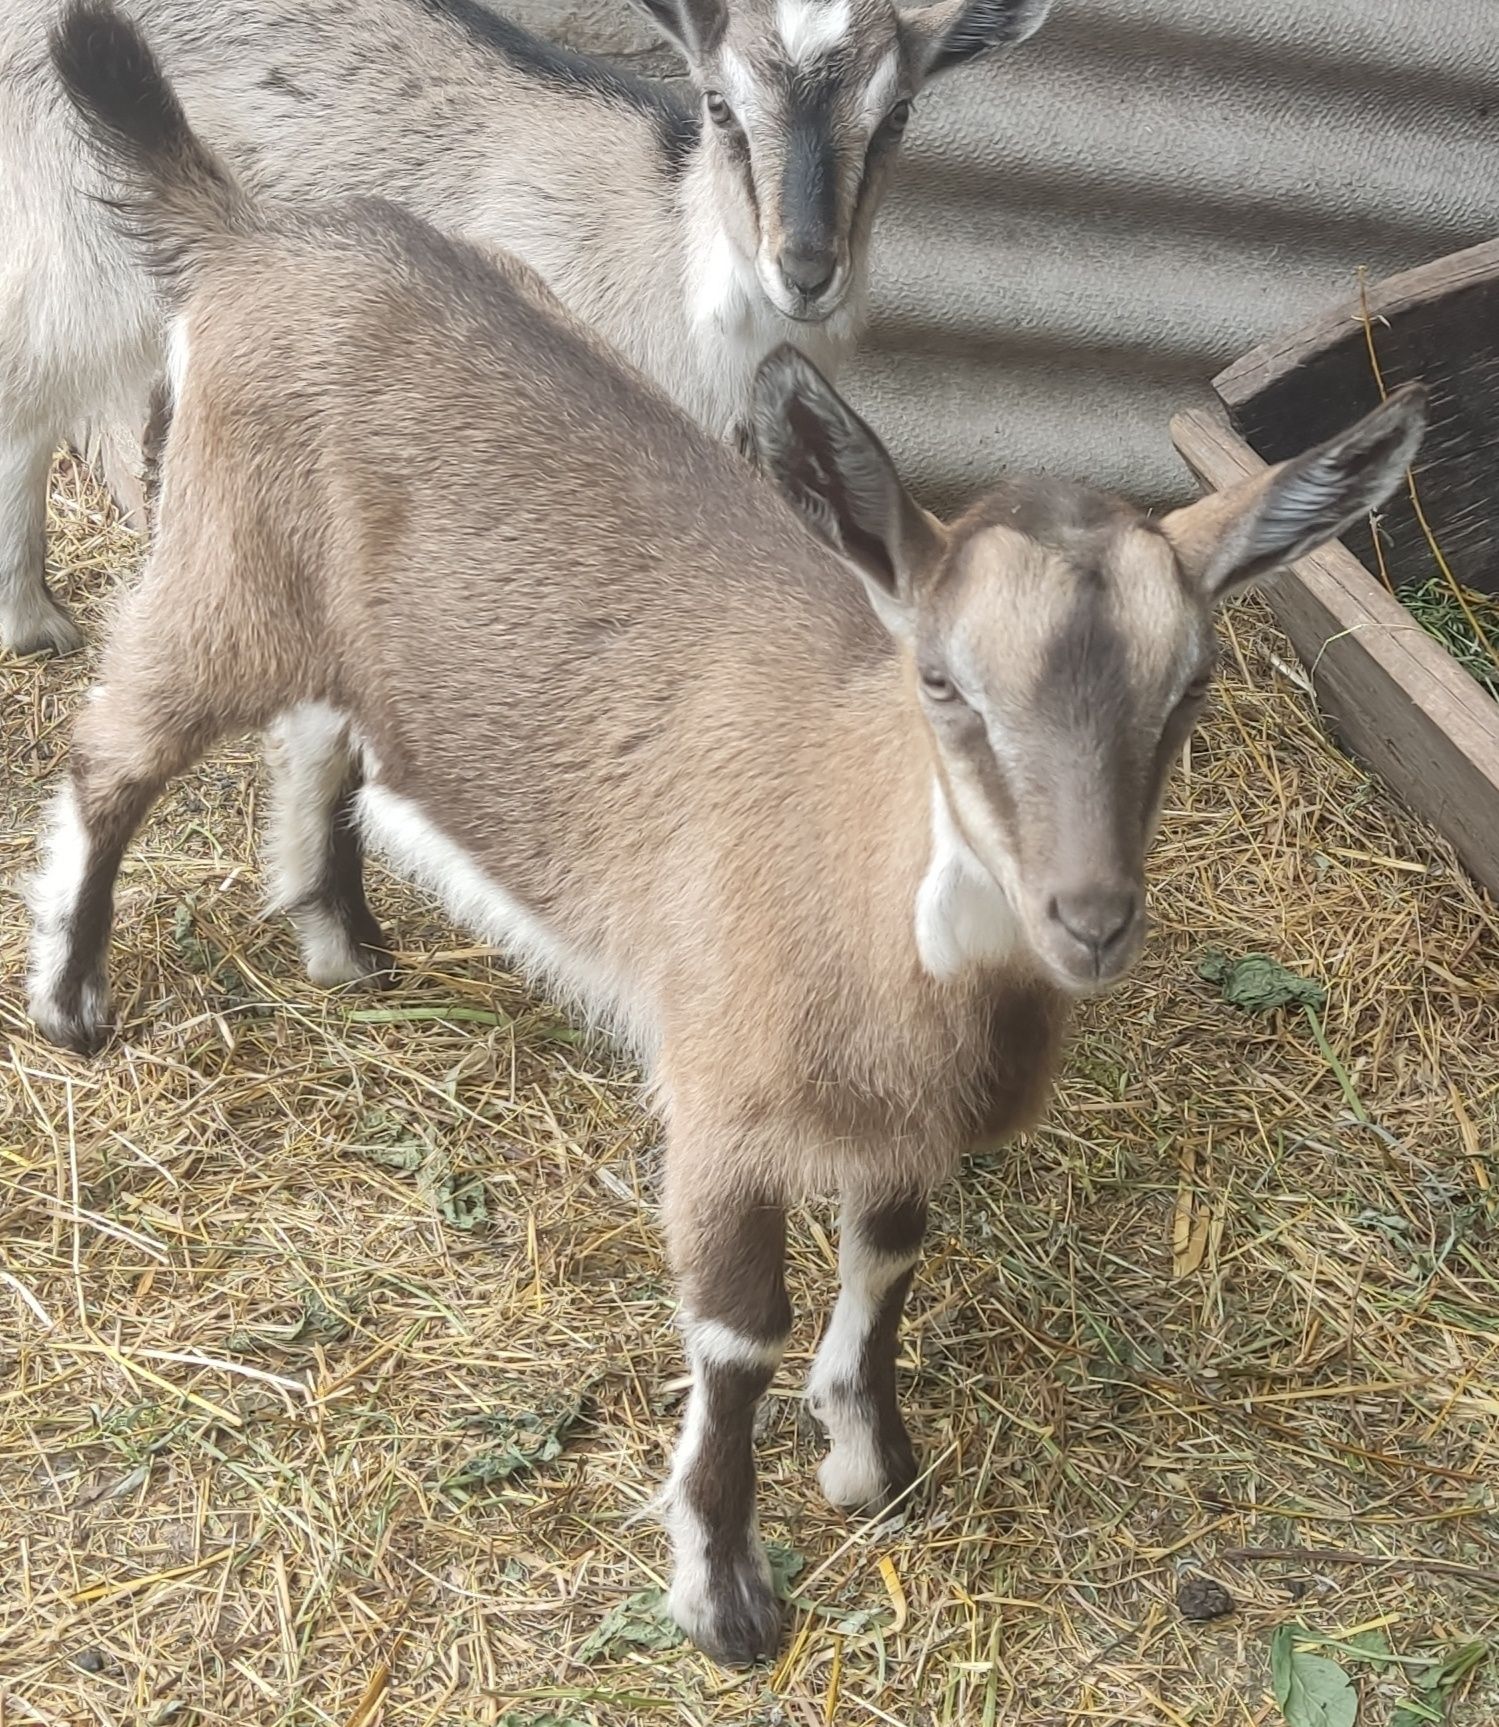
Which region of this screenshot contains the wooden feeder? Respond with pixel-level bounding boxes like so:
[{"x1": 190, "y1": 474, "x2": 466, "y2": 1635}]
[{"x1": 1171, "y1": 237, "x2": 1499, "y2": 896}]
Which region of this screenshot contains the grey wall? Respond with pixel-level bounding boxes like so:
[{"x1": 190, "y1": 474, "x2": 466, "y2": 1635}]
[{"x1": 517, "y1": 0, "x2": 1499, "y2": 506}]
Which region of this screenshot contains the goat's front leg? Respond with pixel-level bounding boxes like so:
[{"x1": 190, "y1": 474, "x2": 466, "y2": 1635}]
[
  {"x1": 265, "y1": 703, "x2": 388, "y2": 987},
  {"x1": 661, "y1": 1136, "x2": 790, "y2": 1666},
  {"x1": 807, "y1": 1189, "x2": 927, "y2": 1512}
]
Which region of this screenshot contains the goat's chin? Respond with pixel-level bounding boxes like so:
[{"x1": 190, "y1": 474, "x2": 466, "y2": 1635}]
[{"x1": 1036, "y1": 946, "x2": 1143, "y2": 1000}]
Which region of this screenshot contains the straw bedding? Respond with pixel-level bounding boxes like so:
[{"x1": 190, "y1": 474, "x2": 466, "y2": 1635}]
[{"x1": 2, "y1": 459, "x2": 1497, "y2": 1725}]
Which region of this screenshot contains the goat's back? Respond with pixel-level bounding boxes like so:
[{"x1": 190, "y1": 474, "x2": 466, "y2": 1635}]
[{"x1": 163, "y1": 201, "x2": 959, "y2": 1072}]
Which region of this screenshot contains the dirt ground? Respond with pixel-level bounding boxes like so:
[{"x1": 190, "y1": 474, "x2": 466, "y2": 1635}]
[{"x1": 3, "y1": 461, "x2": 1497, "y2": 1726}]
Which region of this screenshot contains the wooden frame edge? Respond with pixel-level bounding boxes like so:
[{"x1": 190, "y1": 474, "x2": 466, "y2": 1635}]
[{"x1": 1170, "y1": 407, "x2": 1499, "y2": 897}]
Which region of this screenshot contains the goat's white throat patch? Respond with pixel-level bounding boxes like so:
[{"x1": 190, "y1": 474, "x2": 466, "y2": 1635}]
[{"x1": 914, "y1": 779, "x2": 1021, "y2": 980}]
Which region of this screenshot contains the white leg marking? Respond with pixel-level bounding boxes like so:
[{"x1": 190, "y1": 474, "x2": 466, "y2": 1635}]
[
  {"x1": 664, "y1": 1314, "x2": 786, "y2": 1650},
  {"x1": 264, "y1": 703, "x2": 375, "y2": 986},
  {"x1": 25, "y1": 784, "x2": 109, "y2": 1040},
  {"x1": 776, "y1": 0, "x2": 851, "y2": 64},
  {"x1": 807, "y1": 1226, "x2": 919, "y2": 1508}
]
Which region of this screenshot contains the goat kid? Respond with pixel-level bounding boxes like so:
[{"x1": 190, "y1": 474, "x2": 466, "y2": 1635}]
[
  {"x1": 0, "y1": 0, "x2": 1050, "y2": 656},
  {"x1": 31, "y1": 2, "x2": 1426, "y2": 1666}
]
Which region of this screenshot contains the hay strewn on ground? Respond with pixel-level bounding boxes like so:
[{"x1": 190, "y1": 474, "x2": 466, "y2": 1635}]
[{"x1": 3, "y1": 459, "x2": 1497, "y2": 1727}]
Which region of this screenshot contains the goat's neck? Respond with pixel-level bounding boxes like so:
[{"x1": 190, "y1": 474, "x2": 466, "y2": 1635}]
[{"x1": 679, "y1": 150, "x2": 767, "y2": 333}]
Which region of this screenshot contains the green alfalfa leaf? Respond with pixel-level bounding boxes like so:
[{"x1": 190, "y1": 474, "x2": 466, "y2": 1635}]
[
  {"x1": 1270, "y1": 1625, "x2": 1359, "y2": 1727},
  {"x1": 575, "y1": 1588, "x2": 683, "y2": 1661},
  {"x1": 765, "y1": 1542, "x2": 805, "y2": 1600},
  {"x1": 1417, "y1": 1640, "x2": 1490, "y2": 1693}
]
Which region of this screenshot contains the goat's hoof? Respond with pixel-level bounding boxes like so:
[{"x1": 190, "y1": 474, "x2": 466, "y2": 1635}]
[
  {"x1": 669, "y1": 1559, "x2": 782, "y2": 1668},
  {"x1": 29, "y1": 983, "x2": 111, "y2": 1057},
  {"x1": 299, "y1": 910, "x2": 392, "y2": 989},
  {"x1": 2, "y1": 591, "x2": 85, "y2": 658},
  {"x1": 812, "y1": 1398, "x2": 919, "y2": 1514}
]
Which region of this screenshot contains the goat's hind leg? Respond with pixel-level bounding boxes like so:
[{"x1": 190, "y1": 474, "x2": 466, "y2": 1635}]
[
  {"x1": 265, "y1": 704, "x2": 389, "y2": 987},
  {"x1": 27, "y1": 672, "x2": 213, "y2": 1053},
  {"x1": 807, "y1": 1189, "x2": 927, "y2": 1512}
]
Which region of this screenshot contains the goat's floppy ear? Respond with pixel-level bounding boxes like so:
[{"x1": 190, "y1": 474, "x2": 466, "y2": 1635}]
[
  {"x1": 751, "y1": 345, "x2": 946, "y2": 629},
  {"x1": 629, "y1": 0, "x2": 726, "y2": 58},
  {"x1": 900, "y1": 0, "x2": 1051, "y2": 78},
  {"x1": 1161, "y1": 384, "x2": 1429, "y2": 603}
]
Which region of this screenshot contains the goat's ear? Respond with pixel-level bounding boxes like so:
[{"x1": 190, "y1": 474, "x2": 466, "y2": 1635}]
[
  {"x1": 629, "y1": 0, "x2": 726, "y2": 58},
  {"x1": 751, "y1": 345, "x2": 946, "y2": 632},
  {"x1": 1161, "y1": 384, "x2": 1428, "y2": 603},
  {"x1": 899, "y1": 0, "x2": 1051, "y2": 78}
]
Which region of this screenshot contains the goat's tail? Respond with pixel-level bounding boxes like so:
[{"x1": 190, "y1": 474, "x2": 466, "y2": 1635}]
[{"x1": 49, "y1": 0, "x2": 253, "y2": 296}]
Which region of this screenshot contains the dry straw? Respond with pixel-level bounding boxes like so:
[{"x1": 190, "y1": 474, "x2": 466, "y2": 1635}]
[{"x1": 2, "y1": 460, "x2": 1497, "y2": 1726}]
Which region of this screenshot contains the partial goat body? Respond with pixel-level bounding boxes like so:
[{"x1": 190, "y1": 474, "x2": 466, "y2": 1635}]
[
  {"x1": 30, "y1": 3, "x2": 1426, "y2": 1666},
  {"x1": 0, "y1": 0, "x2": 1051, "y2": 654}
]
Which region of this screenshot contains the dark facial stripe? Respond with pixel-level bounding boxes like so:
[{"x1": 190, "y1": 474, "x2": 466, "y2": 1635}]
[
  {"x1": 781, "y1": 85, "x2": 840, "y2": 252},
  {"x1": 1038, "y1": 575, "x2": 1132, "y2": 735},
  {"x1": 938, "y1": 702, "x2": 1021, "y2": 854}
]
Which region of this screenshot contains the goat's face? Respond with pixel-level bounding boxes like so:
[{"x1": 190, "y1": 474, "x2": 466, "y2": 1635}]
[
  {"x1": 751, "y1": 348, "x2": 1429, "y2": 994},
  {"x1": 636, "y1": 0, "x2": 1052, "y2": 321}
]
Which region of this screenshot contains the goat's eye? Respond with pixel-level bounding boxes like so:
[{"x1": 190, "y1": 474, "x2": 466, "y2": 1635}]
[
  {"x1": 705, "y1": 90, "x2": 735, "y2": 127},
  {"x1": 885, "y1": 98, "x2": 913, "y2": 134},
  {"x1": 920, "y1": 667, "x2": 958, "y2": 702}
]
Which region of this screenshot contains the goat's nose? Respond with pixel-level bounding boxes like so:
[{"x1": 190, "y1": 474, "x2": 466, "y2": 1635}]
[
  {"x1": 778, "y1": 243, "x2": 837, "y2": 297},
  {"x1": 1048, "y1": 886, "x2": 1138, "y2": 962}
]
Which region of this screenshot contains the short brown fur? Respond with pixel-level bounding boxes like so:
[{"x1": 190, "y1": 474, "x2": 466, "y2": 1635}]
[{"x1": 30, "y1": 4, "x2": 1429, "y2": 1667}]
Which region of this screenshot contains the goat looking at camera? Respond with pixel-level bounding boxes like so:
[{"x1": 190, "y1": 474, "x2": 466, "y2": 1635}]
[{"x1": 31, "y1": 0, "x2": 1426, "y2": 1666}]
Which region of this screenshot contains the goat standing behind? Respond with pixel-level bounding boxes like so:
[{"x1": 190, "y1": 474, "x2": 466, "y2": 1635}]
[
  {"x1": 31, "y1": 1, "x2": 1426, "y2": 1666},
  {"x1": 0, "y1": 0, "x2": 1051, "y2": 655}
]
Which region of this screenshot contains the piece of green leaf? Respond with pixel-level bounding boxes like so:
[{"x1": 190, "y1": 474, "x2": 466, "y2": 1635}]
[
  {"x1": 1391, "y1": 1700, "x2": 1442, "y2": 1727},
  {"x1": 1270, "y1": 1625, "x2": 1359, "y2": 1727},
  {"x1": 1342, "y1": 1629, "x2": 1393, "y2": 1667},
  {"x1": 1420, "y1": 1640, "x2": 1489, "y2": 1693},
  {"x1": 441, "y1": 1387, "x2": 591, "y2": 1496},
  {"x1": 435, "y1": 1170, "x2": 489, "y2": 1230},
  {"x1": 765, "y1": 1542, "x2": 805, "y2": 1600},
  {"x1": 1198, "y1": 951, "x2": 1327, "y2": 1014},
  {"x1": 576, "y1": 1588, "x2": 683, "y2": 1661}
]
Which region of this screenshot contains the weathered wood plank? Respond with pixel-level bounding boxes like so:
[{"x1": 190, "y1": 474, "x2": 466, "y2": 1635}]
[
  {"x1": 1215, "y1": 236, "x2": 1499, "y2": 410},
  {"x1": 1170, "y1": 407, "x2": 1499, "y2": 897}
]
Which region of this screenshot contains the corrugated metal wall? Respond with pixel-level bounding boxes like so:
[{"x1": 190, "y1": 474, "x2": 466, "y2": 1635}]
[{"x1": 526, "y1": 0, "x2": 1499, "y2": 507}]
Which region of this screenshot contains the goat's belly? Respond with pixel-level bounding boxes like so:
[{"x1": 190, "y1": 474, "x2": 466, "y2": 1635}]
[{"x1": 357, "y1": 782, "x2": 653, "y2": 1051}]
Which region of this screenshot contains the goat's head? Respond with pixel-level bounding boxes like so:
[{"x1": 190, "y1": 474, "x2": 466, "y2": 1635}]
[
  {"x1": 634, "y1": 0, "x2": 1051, "y2": 321},
  {"x1": 752, "y1": 348, "x2": 1428, "y2": 994}
]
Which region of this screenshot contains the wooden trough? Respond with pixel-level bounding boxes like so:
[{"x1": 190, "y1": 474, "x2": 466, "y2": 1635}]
[{"x1": 1171, "y1": 238, "x2": 1499, "y2": 897}]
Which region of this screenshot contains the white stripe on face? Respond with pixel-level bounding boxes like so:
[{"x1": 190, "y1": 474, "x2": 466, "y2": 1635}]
[
  {"x1": 861, "y1": 47, "x2": 900, "y2": 127},
  {"x1": 718, "y1": 46, "x2": 764, "y2": 123},
  {"x1": 775, "y1": 0, "x2": 852, "y2": 65}
]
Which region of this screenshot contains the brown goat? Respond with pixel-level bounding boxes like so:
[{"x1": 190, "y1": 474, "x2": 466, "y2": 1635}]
[{"x1": 29, "y1": 1, "x2": 1426, "y2": 1666}]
